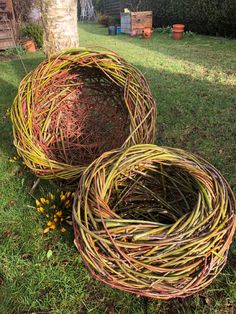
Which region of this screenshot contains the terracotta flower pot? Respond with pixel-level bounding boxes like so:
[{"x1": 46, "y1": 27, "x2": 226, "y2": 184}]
[
  {"x1": 142, "y1": 27, "x2": 153, "y2": 39},
  {"x1": 172, "y1": 24, "x2": 185, "y2": 40},
  {"x1": 173, "y1": 24, "x2": 185, "y2": 31},
  {"x1": 23, "y1": 39, "x2": 36, "y2": 52}
]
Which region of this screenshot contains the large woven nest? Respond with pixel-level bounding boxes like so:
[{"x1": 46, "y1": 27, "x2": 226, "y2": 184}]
[
  {"x1": 11, "y1": 49, "x2": 156, "y2": 180},
  {"x1": 73, "y1": 144, "x2": 236, "y2": 299}
]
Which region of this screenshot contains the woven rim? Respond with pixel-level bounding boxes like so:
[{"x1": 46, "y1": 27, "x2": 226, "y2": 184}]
[
  {"x1": 73, "y1": 144, "x2": 236, "y2": 299},
  {"x1": 11, "y1": 48, "x2": 156, "y2": 180}
]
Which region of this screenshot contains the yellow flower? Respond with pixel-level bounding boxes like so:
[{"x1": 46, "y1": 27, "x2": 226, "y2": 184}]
[
  {"x1": 51, "y1": 205, "x2": 56, "y2": 209},
  {"x1": 60, "y1": 194, "x2": 65, "y2": 201},
  {"x1": 54, "y1": 217, "x2": 58, "y2": 222},
  {"x1": 43, "y1": 227, "x2": 50, "y2": 233},
  {"x1": 60, "y1": 218, "x2": 64, "y2": 222},
  {"x1": 65, "y1": 192, "x2": 71, "y2": 198},
  {"x1": 37, "y1": 207, "x2": 44, "y2": 213},
  {"x1": 36, "y1": 199, "x2": 41, "y2": 206},
  {"x1": 56, "y1": 210, "x2": 63, "y2": 217},
  {"x1": 47, "y1": 221, "x2": 56, "y2": 229},
  {"x1": 65, "y1": 200, "x2": 71, "y2": 208},
  {"x1": 48, "y1": 192, "x2": 55, "y2": 201},
  {"x1": 40, "y1": 197, "x2": 49, "y2": 204},
  {"x1": 50, "y1": 223, "x2": 56, "y2": 230},
  {"x1": 61, "y1": 227, "x2": 66, "y2": 233}
]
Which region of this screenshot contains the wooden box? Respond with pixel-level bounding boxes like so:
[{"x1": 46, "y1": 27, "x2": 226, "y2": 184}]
[
  {"x1": 0, "y1": 0, "x2": 17, "y2": 50},
  {"x1": 121, "y1": 11, "x2": 153, "y2": 35}
]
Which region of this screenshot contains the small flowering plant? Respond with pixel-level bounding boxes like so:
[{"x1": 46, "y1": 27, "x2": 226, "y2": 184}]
[{"x1": 35, "y1": 191, "x2": 75, "y2": 234}]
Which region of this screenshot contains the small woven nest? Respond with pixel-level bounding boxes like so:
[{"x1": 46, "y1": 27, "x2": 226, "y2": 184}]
[
  {"x1": 11, "y1": 49, "x2": 156, "y2": 180},
  {"x1": 73, "y1": 144, "x2": 236, "y2": 299}
]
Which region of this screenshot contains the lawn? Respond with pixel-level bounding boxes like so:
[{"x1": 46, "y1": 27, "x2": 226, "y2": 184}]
[{"x1": 0, "y1": 23, "x2": 235, "y2": 313}]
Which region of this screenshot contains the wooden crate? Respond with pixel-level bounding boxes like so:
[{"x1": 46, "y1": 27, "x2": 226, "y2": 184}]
[
  {"x1": 121, "y1": 11, "x2": 152, "y2": 35},
  {"x1": 0, "y1": 0, "x2": 16, "y2": 50}
]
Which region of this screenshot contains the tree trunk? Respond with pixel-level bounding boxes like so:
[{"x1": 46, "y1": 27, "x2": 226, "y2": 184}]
[{"x1": 40, "y1": 0, "x2": 79, "y2": 56}]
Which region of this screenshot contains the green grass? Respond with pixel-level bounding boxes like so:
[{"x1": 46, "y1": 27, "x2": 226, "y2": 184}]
[{"x1": 0, "y1": 24, "x2": 235, "y2": 313}]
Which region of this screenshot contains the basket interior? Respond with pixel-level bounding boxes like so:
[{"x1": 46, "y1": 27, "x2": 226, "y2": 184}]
[
  {"x1": 30, "y1": 66, "x2": 130, "y2": 166},
  {"x1": 109, "y1": 163, "x2": 199, "y2": 224}
]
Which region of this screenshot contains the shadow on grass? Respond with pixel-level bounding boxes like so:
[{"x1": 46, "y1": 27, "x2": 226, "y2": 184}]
[
  {"x1": 10, "y1": 54, "x2": 44, "y2": 79},
  {"x1": 0, "y1": 56, "x2": 43, "y2": 157},
  {"x1": 0, "y1": 78, "x2": 18, "y2": 104},
  {"x1": 0, "y1": 78, "x2": 18, "y2": 159}
]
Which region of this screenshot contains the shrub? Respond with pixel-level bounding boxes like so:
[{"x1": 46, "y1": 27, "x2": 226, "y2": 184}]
[
  {"x1": 108, "y1": 15, "x2": 120, "y2": 26},
  {"x1": 96, "y1": 12, "x2": 109, "y2": 26},
  {"x1": 156, "y1": 26, "x2": 172, "y2": 34},
  {"x1": 21, "y1": 23, "x2": 43, "y2": 48},
  {"x1": 184, "y1": 30, "x2": 196, "y2": 38},
  {"x1": 138, "y1": 0, "x2": 236, "y2": 37}
]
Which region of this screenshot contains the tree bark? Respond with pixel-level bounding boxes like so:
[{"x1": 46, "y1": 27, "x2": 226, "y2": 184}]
[{"x1": 40, "y1": 0, "x2": 79, "y2": 56}]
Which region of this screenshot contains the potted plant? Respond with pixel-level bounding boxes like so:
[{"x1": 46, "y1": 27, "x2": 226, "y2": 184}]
[
  {"x1": 21, "y1": 38, "x2": 36, "y2": 52},
  {"x1": 172, "y1": 24, "x2": 185, "y2": 40},
  {"x1": 20, "y1": 22, "x2": 43, "y2": 52}
]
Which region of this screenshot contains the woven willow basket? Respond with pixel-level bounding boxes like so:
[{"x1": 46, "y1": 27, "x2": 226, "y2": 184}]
[
  {"x1": 11, "y1": 49, "x2": 156, "y2": 181},
  {"x1": 73, "y1": 144, "x2": 236, "y2": 299}
]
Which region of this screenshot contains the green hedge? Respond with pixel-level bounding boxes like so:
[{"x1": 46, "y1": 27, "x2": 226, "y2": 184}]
[{"x1": 130, "y1": 0, "x2": 236, "y2": 37}]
